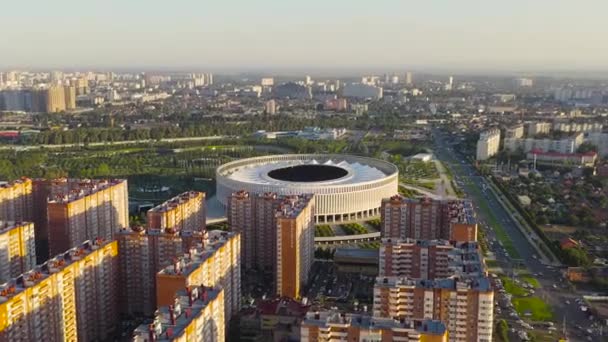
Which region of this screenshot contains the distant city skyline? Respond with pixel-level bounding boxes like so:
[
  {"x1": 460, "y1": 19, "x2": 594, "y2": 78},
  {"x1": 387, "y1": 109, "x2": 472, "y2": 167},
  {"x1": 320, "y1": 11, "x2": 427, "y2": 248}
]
[{"x1": 1, "y1": 0, "x2": 608, "y2": 73}]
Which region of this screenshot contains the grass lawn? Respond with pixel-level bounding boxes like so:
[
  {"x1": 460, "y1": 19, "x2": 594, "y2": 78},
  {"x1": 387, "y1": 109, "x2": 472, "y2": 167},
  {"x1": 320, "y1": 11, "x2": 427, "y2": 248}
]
[
  {"x1": 500, "y1": 276, "x2": 528, "y2": 297},
  {"x1": 341, "y1": 223, "x2": 369, "y2": 235},
  {"x1": 468, "y1": 183, "x2": 521, "y2": 259},
  {"x1": 315, "y1": 225, "x2": 335, "y2": 237},
  {"x1": 512, "y1": 297, "x2": 554, "y2": 321},
  {"x1": 520, "y1": 274, "x2": 541, "y2": 288},
  {"x1": 485, "y1": 259, "x2": 499, "y2": 268}
]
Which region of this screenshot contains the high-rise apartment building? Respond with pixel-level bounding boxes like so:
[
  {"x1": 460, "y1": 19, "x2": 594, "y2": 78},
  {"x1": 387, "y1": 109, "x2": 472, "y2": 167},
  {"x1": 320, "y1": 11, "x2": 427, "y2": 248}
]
[
  {"x1": 475, "y1": 128, "x2": 501, "y2": 161},
  {"x1": 265, "y1": 99, "x2": 277, "y2": 115},
  {"x1": 157, "y1": 230, "x2": 241, "y2": 321},
  {"x1": 505, "y1": 124, "x2": 524, "y2": 139},
  {"x1": 117, "y1": 226, "x2": 187, "y2": 316},
  {"x1": 301, "y1": 311, "x2": 448, "y2": 342},
  {"x1": 64, "y1": 85, "x2": 76, "y2": 110},
  {"x1": 0, "y1": 239, "x2": 119, "y2": 342},
  {"x1": 380, "y1": 196, "x2": 477, "y2": 242},
  {"x1": 147, "y1": 191, "x2": 206, "y2": 233},
  {"x1": 227, "y1": 191, "x2": 315, "y2": 299},
  {"x1": 406, "y1": 71, "x2": 413, "y2": 85},
  {"x1": 0, "y1": 221, "x2": 36, "y2": 283},
  {"x1": 379, "y1": 239, "x2": 484, "y2": 279},
  {"x1": 526, "y1": 121, "x2": 552, "y2": 136},
  {"x1": 47, "y1": 179, "x2": 128, "y2": 256},
  {"x1": 0, "y1": 177, "x2": 33, "y2": 223},
  {"x1": 46, "y1": 85, "x2": 66, "y2": 113},
  {"x1": 373, "y1": 277, "x2": 494, "y2": 342},
  {"x1": 132, "y1": 286, "x2": 225, "y2": 342},
  {"x1": 276, "y1": 195, "x2": 315, "y2": 299}
]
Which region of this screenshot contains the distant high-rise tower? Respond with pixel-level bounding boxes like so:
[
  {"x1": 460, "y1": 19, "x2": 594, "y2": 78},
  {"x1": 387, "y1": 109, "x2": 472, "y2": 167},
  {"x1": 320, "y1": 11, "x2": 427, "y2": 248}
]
[
  {"x1": 406, "y1": 71, "x2": 413, "y2": 85},
  {"x1": 265, "y1": 99, "x2": 277, "y2": 115},
  {"x1": 64, "y1": 85, "x2": 76, "y2": 110},
  {"x1": 46, "y1": 85, "x2": 66, "y2": 112}
]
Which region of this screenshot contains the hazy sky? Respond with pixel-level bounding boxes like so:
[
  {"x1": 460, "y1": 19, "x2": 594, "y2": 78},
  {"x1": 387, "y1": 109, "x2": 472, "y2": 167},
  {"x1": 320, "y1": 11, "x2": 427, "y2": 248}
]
[{"x1": 1, "y1": 0, "x2": 607, "y2": 72}]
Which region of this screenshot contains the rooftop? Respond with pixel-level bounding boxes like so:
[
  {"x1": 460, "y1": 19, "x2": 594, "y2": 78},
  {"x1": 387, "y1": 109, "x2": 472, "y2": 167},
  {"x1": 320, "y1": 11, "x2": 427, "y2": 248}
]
[
  {"x1": 133, "y1": 286, "x2": 222, "y2": 342},
  {"x1": 157, "y1": 230, "x2": 238, "y2": 277},
  {"x1": 0, "y1": 238, "x2": 113, "y2": 303},
  {"x1": 303, "y1": 310, "x2": 447, "y2": 336}
]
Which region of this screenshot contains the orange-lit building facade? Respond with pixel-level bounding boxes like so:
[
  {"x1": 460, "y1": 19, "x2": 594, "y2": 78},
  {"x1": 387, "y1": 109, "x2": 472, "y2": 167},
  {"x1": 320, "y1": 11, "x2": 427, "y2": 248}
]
[
  {"x1": 0, "y1": 221, "x2": 36, "y2": 283},
  {"x1": 276, "y1": 195, "x2": 315, "y2": 299},
  {"x1": 132, "y1": 286, "x2": 225, "y2": 342},
  {"x1": 0, "y1": 239, "x2": 119, "y2": 342},
  {"x1": 46, "y1": 179, "x2": 128, "y2": 256},
  {"x1": 147, "y1": 191, "x2": 206, "y2": 233},
  {"x1": 156, "y1": 230, "x2": 241, "y2": 321},
  {"x1": 228, "y1": 191, "x2": 315, "y2": 299},
  {"x1": 0, "y1": 178, "x2": 33, "y2": 223},
  {"x1": 381, "y1": 196, "x2": 477, "y2": 242}
]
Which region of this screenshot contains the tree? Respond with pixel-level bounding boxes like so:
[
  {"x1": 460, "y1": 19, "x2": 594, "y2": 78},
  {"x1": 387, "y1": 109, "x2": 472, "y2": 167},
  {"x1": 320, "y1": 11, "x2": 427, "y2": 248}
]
[
  {"x1": 496, "y1": 319, "x2": 509, "y2": 342},
  {"x1": 577, "y1": 142, "x2": 598, "y2": 154}
]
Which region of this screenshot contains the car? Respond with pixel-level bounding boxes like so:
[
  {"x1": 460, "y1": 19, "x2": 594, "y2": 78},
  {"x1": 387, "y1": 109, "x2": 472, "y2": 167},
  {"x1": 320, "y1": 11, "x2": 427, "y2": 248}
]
[
  {"x1": 566, "y1": 300, "x2": 571, "y2": 305},
  {"x1": 547, "y1": 326, "x2": 557, "y2": 331}
]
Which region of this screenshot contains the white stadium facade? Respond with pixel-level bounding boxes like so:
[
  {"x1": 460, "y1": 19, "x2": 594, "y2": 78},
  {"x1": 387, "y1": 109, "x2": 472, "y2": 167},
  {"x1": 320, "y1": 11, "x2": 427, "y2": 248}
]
[{"x1": 216, "y1": 154, "x2": 399, "y2": 223}]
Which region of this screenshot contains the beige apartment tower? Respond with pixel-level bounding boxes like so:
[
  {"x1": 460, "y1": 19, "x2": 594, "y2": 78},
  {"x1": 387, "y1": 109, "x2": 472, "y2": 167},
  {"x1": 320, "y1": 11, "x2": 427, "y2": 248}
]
[{"x1": 373, "y1": 277, "x2": 494, "y2": 342}]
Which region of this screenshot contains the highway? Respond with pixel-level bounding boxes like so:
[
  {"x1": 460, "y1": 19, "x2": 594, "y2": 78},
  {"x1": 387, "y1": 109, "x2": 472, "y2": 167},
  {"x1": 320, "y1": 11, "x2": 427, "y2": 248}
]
[{"x1": 433, "y1": 130, "x2": 593, "y2": 340}]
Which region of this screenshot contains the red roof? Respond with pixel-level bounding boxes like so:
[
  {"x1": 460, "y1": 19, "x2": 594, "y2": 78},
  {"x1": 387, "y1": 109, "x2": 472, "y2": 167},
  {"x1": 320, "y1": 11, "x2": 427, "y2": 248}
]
[
  {"x1": 560, "y1": 237, "x2": 580, "y2": 250},
  {"x1": 0, "y1": 131, "x2": 19, "y2": 138}
]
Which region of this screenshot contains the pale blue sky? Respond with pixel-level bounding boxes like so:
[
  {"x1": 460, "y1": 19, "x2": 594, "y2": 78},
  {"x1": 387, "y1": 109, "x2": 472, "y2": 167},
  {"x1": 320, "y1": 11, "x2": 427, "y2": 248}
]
[{"x1": 1, "y1": 0, "x2": 607, "y2": 72}]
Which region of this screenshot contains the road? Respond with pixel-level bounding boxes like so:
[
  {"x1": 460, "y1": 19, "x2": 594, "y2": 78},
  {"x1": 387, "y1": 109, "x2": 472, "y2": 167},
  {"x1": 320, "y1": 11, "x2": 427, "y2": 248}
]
[
  {"x1": 0, "y1": 135, "x2": 233, "y2": 150},
  {"x1": 433, "y1": 130, "x2": 593, "y2": 340}
]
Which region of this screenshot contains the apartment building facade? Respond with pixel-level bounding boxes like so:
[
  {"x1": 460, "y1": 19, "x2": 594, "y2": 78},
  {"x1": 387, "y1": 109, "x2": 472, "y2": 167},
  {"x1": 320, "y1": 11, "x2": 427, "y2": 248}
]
[
  {"x1": 373, "y1": 277, "x2": 494, "y2": 342},
  {"x1": 117, "y1": 226, "x2": 186, "y2": 317},
  {"x1": 0, "y1": 239, "x2": 119, "y2": 342},
  {"x1": 379, "y1": 239, "x2": 484, "y2": 279},
  {"x1": 132, "y1": 287, "x2": 225, "y2": 342},
  {"x1": 156, "y1": 230, "x2": 241, "y2": 321},
  {"x1": 0, "y1": 221, "x2": 36, "y2": 283},
  {"x1": 380, "y1": 196, "x2": 477, "y2": 242},
  {"x1": 0, "y1": 178, "x2": 33, "y2": 223},
  {"x1": 301, "y1": 310, "x2": 448, "y2": 342},
  {"x1": 504, "y1": 132, "x2": 584, "y2": 154},
  {"x1": 228, "y1": 191, "x2": 315, "y2": 299},
  {"x1": 147, "y1": 191, "x2": 206, "y2": 233},
  {"x1": 475, "y1": 128, "x2": 500, "y2": 161},
  {"x1": 46, "y1": 179, "x2": 128, "y2": 256}
]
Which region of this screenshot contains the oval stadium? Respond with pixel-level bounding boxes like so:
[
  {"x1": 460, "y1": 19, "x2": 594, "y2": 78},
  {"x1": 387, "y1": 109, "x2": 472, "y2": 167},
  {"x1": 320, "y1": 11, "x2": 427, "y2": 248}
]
[{"x1": 216, "y1": 154, "x2": 399, "y2": 223}]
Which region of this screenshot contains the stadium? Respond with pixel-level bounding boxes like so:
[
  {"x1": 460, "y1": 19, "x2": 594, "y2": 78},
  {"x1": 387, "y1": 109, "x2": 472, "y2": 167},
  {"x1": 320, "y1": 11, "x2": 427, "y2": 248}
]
[{"x1": 216, "y1": 154, "x2": 399, "y2": 223}]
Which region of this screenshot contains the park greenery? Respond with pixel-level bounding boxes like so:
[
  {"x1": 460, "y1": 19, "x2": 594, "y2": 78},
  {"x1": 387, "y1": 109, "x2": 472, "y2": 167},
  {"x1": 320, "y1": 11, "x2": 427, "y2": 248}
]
[
  {"x1": 315, "y1": 225, "x2": 335, "y2": 237},
  {"x1": 496, "y1": 319, "x2": 509, "y2": 342},
  {"x1": 340, "y1": 223, "x2": 369, "y2": 235}
]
